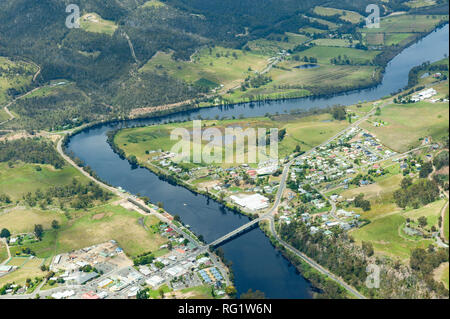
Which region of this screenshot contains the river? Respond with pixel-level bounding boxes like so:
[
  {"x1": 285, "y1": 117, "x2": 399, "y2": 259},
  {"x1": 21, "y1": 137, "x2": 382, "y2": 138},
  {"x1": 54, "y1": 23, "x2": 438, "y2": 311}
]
[{"x1": 67, "y1": 25, "x2": 448, "y2": 299}]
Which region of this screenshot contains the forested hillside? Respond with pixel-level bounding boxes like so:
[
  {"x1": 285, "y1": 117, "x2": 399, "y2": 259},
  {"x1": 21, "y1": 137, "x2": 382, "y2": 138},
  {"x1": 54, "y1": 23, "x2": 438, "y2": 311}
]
[{"x1": 0, "y1": 0, "x2": 448, "y2": 130}]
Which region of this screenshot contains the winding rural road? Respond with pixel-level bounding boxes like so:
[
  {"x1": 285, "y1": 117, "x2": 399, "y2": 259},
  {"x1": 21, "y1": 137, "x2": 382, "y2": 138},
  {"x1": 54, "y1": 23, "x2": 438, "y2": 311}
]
[{"x1": 0, "y1": 63, "x2": 42, "y2": 126}]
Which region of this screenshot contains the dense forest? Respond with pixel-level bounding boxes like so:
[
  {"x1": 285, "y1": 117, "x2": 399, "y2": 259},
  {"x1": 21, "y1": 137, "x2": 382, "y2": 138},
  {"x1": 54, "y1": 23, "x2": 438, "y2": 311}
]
[
  {"x1": 0, "y1": 138, "x2": 65, "y2": 168},
  {"x1": 1, "y1": 0, "x2": 445, "y2": 130}
]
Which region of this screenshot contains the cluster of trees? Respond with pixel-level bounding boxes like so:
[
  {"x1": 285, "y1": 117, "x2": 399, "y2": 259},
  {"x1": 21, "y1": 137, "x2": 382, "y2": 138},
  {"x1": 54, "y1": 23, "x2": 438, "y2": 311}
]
[
  {"x1": 354, "y1": 193, "x2": 371, "y2": 211},
  {"x1": 292, "y1": 56, "x2": 318, "y2": 63},
  {"x1": 0, "y1": 138, "x2": 65, "y2": 168},
  {"x1": 241, "y1": 74, "x2": 272, "y2": 91},
  {"x1": 22, "y1": 179, "x2": 112, "y2": 210},
  {"x1": 394, "y1": 178, "x2": 440, "y2": 209},
  {"x1": 240, "y1": 289, "x2": 266, "y2": 299},
  {"x1": 331, "y1": 105, "x2": 347, "y2": 121},
  {"x1": 133, "y1": 251, "x2": 155, "y2": 266},
  {"x1": 433, "y1": 151, "x2": 449, "y2": 171},
  {"x1": 0, "y1": 194, "x2": 11, "y2": 204},
  {"x1": 408, "y1": 61, "x2": 449, "y2": 88},
  {"x1": 7, "y1": 85, "x2": 112, "y2": 131},
  {"x1": 331, "y1": 55, "x2": 356, "y2": 65},
  {"x1": 79, "y1": 264, "x2": 100, "y2": 273},
  {"x1": 279, "y1": 220, "x2": 368, "y2": 290},
  {"x1": 292, "y1": 43, "x2": 315, "y2": 53},
  {"x1": 410, "y1": 247, "x2": 449, "y2": 296},
  {"x1": 0, "y1": 228, "x2": 10, "y2": 238},
  {"x1": 419, "y1": 161, "x2": 434, "y2": 178}
]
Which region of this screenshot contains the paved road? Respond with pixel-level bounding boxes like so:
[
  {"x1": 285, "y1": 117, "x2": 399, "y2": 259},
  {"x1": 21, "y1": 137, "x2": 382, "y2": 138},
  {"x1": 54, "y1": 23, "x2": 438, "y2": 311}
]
[
  {"x1": 0, "y1": 64, "x2": 41, "y2": 126},
  {"x1": 257, "y1": 102, "x2": 391, "y2": 298},
  {"x1": 205, "y1": 101, "x2": 390, "y2": 298},
  {"x1": 268, "y1": 217, "x2": 366, "y2": 299}
]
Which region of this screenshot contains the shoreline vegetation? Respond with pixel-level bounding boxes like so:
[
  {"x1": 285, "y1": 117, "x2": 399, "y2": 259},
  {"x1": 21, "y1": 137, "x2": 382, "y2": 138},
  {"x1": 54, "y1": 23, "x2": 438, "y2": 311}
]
[
  {"x1": 102, "y1": 113, "x2": 351, "y2": 298},
  {"x1": 127, "y1": 20, "x2": 449, "y2": 120},
  {"x1": 86, "y1": 126, "x2": 350, "y2": 298},
  {"x1": 101, "y1": 73, "x2": 449, "y2": 298},
  {"x1": 1, "y1": 12, "x2": 447, "y2": 298},
  {"x1": 1, "y1": 12, "x2": 447, "y2": 132}
]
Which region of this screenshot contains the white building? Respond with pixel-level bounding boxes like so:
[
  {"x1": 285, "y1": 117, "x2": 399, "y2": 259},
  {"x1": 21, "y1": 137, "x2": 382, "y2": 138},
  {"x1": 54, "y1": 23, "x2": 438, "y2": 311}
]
[
  {"x1": 146, "y1": 275, "x2": 165, "y2": 288},
  {"x1": 230, "y1": 194, "x2": 269, "y2": 210}
]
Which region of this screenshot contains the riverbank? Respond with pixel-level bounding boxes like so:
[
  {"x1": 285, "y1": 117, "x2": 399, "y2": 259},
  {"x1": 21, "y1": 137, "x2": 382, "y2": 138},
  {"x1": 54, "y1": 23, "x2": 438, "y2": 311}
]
[
  {"x1": 63, "y1": 24, "x2": 448, "y2": 299},
  {"x1": 128, "y1": 21, "x2": 448, "y2": 120}
]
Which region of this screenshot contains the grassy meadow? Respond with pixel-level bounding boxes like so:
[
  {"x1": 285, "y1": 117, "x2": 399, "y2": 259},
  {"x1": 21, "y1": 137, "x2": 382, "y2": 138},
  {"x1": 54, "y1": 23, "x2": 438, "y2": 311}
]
[
  {"x1": 313, "y1": 6, "x2": 363, "y2": 24},
  {"x1": 141, "y1": 48, "x2": 269, "y2": 92},
  {"x1": 80, "y1": 13, "x2": 117, "y2": 35},
  {"x1": 0, "y1": 57, "x2": 37, "y2": 105},
  {"x1": 0, "y1": 257, "x2": 46, "y2": 287},
  {"x1": 361, "y1": 100, "x2": 449, "y2": 152},
  {"x1": 2, "y1": 203, "x2": 168, "y2": 259},
  {"x1": 0, "y1": 162, "x2": 85, "y2": 201},
  {"x1": 114, "y1": 113, "x2": 348, "y2": 168}
]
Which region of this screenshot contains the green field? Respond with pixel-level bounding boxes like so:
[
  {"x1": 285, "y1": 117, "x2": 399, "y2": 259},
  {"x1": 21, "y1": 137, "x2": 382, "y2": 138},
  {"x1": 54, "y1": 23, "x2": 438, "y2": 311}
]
[
  {"x1": 247, "y1": 33, "x2": 310, "y2": 55},
  {"x1": 0, "y1": 57, "x2": 37, "y2": 105},
  {"x1": 80, "y1": 13, "x2": 117, "y2": 35},
  {"x1": 361, "y1": 99, "x2": 449, "y2": 152},
  {"x1": 114, "y1": 113, "x2": 348, "y2": 168},
  {"x1": 0, "y1": 157, "x2": 169, "y2": 261},
  {"x1": 142, "y1": 0, "x2": 166, "y2": 8},
  {"x1": 0, "y1": 241, "x2": 8, "y2": 263},
  {"x1": 55, "y1": 205, "x2": 168, "y2": 257},
  {"x1": 0, "y1": 162, "x2": 85, "y2": 201},
  {"x1": 362, "y1": 14, "x2": 447, "y2": 34},
  {"x1": 22, "y1": 82, "x2": 72, "y2": 100},
  {"x1": 0, "y1": 108, "x2": 9, "y2": 122},
  {"x1": 178, "y1": 285, "x2": 215, "y2": 299},
  {"x1": 0, "y1": 207, "x2": 64, "y2": 234},
  {"x1": 298, "y1": 27, "x2": 328, "y2": 35},
  {"x1": 299, "y1": 46, "x2": 380, "y2": 64},
  {"x1": 313, "y1": 6, "x2": 363, "y2": 24},
  {"x1": 140, "y1": 34, "x2": 385, "y2": 105},
  {"x1": 0, "y1": 257, "x2": 46, "y2": 287},
  {"x1": 311, "y1": 38, "x2": 351, "y2": 47},
  {"x1": 345, "y1": 156, "x2": 445, "y2": 261},
  {"x1": 4, "y1": 204, "x2": 168, "y2": 259},
  {"x1": 351, "y1": 212, "x2": 434, "y2": 260},
  {"x1": 406, "y1": 0, "x2": 436, "y2": 8},
  {"x1": 404, "y1": 200, "x2": 446, "y2": 229},
  {"x1": 444, "y1": 203, "x2": 449, "y2": 242},
  {"x1": 141, "y1": 47, "x2": 269, "y2": 92}
]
